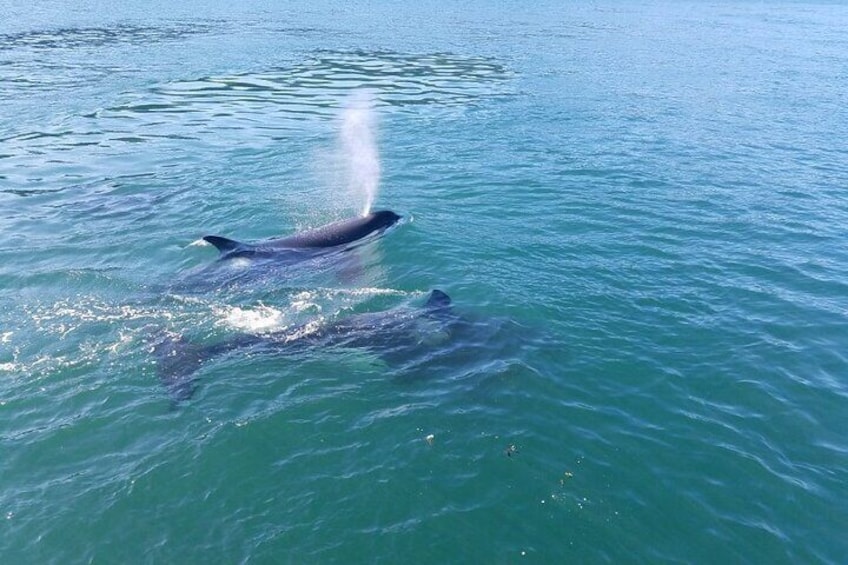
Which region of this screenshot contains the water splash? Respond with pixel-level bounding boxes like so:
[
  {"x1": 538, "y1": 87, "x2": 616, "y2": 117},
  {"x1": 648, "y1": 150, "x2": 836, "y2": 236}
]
[
  {"x1": 339, "y1": 90, "x2": 380, "y2": 216},
  {"x1": 215, "y1": 304, "x2": 288, "y2": 333}
]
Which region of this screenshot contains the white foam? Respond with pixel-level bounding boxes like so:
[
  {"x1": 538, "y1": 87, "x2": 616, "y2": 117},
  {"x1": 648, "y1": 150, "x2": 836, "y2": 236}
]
[
  {"x1": 107, "y1": 331, "x2": 134, "y2": 354},
  {"x1": 228, "y1": 257, "x2": 253, "y2": 269},
  {"x1": 283, "y1": 317, "x2": 325, "y2": 343},
  {"x1": 290, "y1": 290, "x2": 322, "y2": 313},
  {"x1": 343, "y1": 287, "x2": 410, "y2": 297},
  {"x1": 217, "y1": 304, "x2": 287, "y2": 333}
]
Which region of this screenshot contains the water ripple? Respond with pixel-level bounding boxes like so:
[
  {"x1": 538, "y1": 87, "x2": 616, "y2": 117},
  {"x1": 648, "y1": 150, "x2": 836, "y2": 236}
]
[
  {"x1": 0, "y1": 23, "x2": 212, "y2": 52},
  {"x1": 105, "y1": 50, "x2": 513, "y2": 123}
]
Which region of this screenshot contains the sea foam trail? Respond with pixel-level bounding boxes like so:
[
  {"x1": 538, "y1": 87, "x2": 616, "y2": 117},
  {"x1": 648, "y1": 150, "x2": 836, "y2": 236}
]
[{"x1": 339, "y1": 90, "x2": 380, "y2": 216}]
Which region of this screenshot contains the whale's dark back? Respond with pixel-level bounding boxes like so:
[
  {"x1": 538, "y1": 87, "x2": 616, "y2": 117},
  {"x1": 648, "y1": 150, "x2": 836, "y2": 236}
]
[
  {"x1": 273, "y1": 210, "x2": 401, "y2": 249},
  {"x1": 200, "y1": 209, "x2": 401, "y2": 262}
]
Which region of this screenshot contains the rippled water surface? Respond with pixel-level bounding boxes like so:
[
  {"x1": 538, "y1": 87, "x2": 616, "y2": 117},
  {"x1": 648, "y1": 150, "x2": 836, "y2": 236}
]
[{"x1": 2, "y1": 1, "x2": 847, "y2": 562}]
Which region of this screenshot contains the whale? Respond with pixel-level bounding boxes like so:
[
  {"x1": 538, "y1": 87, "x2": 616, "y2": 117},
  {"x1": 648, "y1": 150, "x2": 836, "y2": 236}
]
[
  {"x1": 203, "y1": 210, "x2": 402, "y2": 262},
  {"x1": 152, "y1": 289, "x2": 455, "y2": 402},
  {"x1": 170, "y1": 210, "x2": 402, "y2": 292}
]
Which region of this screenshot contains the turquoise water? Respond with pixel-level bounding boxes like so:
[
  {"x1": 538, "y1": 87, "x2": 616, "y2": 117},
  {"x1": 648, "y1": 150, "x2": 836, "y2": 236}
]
[{"x1": 2, "y1": 0, "x2": 847, "y2": 562}]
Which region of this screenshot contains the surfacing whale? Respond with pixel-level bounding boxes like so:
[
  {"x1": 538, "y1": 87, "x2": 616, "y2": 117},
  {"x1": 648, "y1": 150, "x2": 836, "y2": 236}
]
[
  {"x1": 203, "y1": 210, "x2": 401, "y2": 262},
  {"x1": 152, "y1": 289, "x2": 454, "y2": 402},
  {"x1": 171, "y1": 210, "x2": 402, "y2": 292}
]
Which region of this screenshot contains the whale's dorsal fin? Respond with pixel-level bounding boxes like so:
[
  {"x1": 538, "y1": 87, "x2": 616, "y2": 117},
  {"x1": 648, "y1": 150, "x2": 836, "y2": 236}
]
[
  {"x1": 425, "y1": 289, "x2": 451, "y2": 310},
  {"x1": 203, "y1": 235, "x2": 244, "y2": 254}
]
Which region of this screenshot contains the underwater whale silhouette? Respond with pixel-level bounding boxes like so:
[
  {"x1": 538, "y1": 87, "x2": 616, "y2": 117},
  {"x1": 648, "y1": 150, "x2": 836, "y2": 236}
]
[{"x1": 152, "y1": 289, "x2": 454, "y2": 402}]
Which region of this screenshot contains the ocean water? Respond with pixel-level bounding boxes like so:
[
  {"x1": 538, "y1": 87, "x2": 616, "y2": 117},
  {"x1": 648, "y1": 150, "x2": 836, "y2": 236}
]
[{"x1": 2, "y1": 0, "x2": 847, "y2": 562}]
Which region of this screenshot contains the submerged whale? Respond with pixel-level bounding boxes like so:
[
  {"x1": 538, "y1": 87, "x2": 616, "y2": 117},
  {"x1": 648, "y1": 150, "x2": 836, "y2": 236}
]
[
  {"x1": 203, "y1": 210, "x2": 402, "y2": 262},
  {"x1": 152, "y1": 289, "x2": 454, "y2": 402}
]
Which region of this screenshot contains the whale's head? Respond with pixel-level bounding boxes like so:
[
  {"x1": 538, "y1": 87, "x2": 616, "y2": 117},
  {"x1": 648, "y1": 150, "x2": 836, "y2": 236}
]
[{"x1": 368, "y1": 210, "x2": 402, "y2": 229}]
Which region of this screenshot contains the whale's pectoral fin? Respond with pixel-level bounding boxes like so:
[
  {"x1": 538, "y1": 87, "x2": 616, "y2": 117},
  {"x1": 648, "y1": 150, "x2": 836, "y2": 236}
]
[{"x1": 203, "y1": 235, "x2": 244, "y2": 254}]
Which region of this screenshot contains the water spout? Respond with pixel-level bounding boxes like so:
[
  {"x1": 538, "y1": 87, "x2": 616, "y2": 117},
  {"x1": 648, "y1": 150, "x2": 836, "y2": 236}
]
[{"x1": 339, "y1": 90, "x2": 380, "y2": 216}]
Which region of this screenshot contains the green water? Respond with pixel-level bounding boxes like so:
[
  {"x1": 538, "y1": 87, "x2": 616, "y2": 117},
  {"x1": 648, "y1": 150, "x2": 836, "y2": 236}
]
[{"x1": 2, "y1": 1, "x2": 847, "y2": 562}]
